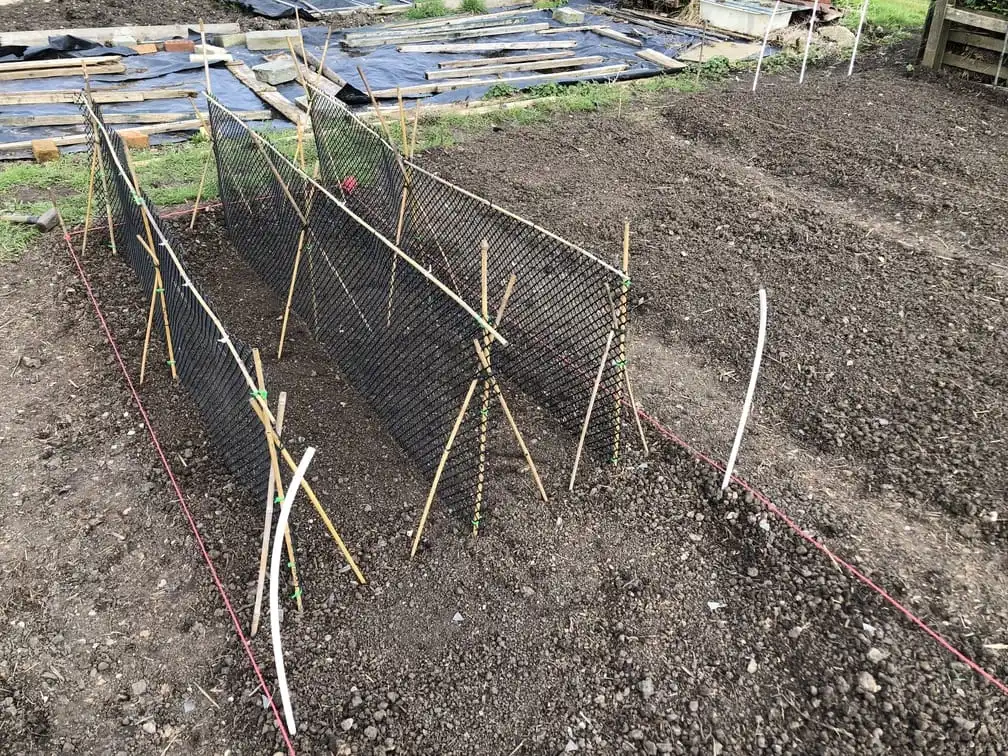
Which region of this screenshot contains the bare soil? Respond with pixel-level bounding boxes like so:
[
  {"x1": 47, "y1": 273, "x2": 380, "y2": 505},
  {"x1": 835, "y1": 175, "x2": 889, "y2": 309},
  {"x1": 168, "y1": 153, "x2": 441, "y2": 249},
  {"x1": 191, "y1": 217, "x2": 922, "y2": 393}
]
[{"x1": 3, "y1": 58, "x2": 1008, "y2": 756}]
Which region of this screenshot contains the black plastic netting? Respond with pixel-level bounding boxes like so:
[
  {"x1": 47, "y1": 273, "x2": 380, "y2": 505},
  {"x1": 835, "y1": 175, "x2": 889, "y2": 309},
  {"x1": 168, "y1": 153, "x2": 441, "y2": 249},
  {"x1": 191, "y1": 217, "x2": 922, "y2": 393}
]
[
  {"x1": 308, "y1": 87, "x2": 632, "y2": 466},
  {"x1": 80, "y1": 96, "x2": 270, "y2": 504},
  {"x1": 207, "y1": 96, "x2": 491, "y2": 517}
]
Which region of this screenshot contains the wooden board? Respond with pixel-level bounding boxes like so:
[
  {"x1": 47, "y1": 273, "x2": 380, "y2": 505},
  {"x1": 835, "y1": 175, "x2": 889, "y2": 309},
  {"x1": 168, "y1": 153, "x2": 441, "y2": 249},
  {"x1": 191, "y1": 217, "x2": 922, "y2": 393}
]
[
  {"x1": 289, "y1": 57, "x2": 343, "y2": 100},
  {"x1": 426, "y1": 55, "x2": 604, "y2": 81},
  {"x1": 303, "y1": 49, "x2": 348, "y2": 88},
  {"x1": 227, "y1": 61, "x2": 305, "y2": 125},
  {"x1": 636, "y1": 48, "x2": 688, "y2": 70},
  {"x1": 0, "y1": 109, "x2": 272, "y2": 128},
  {"x1": 377, "y1": 8, "x2": 536, "y2": 32},
  {"x1": 948, "y1": 28, "x2": 1008, "y2": 54},
  {"x1": 371, "y1": 62, "x2": 628, "y2": 98},
  {"x1": 0, "y1": 88, "x2": 198, "y2": 105},
  {"x1": 945, "y1": 6, "x2": 1008, "y2": 35},
  {"x1": 0, "y1": 23, "x2": 239, "y2": 48},
  {"x1": 944, "y1": 51, "x2": 1008, "y2": 78},
  {"x1": 0, "y1": 55, "x2": 121, "y2": 73},
  {"x1": 591, "y1": 27, "x2": 644, "y2": 47},
  {"x1": 343, "y1": 22, "x2": 551, "y2": 49},
  {"x1": 437, "y1": 51, "x2": 576, "y2": 69},
  {"x1": 0, "y1": 62, "x2": 125, "y2": 81},
  {"x1": 0, "y1": 117, "x2": 219, "y2": 154},
  {"x1": 399, "y1": 40, "x2": 578, "y2": 53}
]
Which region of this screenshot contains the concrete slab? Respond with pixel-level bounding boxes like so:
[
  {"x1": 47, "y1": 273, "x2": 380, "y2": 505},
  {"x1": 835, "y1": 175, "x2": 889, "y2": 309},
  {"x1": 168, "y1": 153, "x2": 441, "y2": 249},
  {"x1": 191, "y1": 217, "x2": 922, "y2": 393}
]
[
  {"x1": 246, "y1": 29, "x2": 302, "y2": 51},
  {"x1": 253, "y1": 55, "x2": 298, "y2": 86}
]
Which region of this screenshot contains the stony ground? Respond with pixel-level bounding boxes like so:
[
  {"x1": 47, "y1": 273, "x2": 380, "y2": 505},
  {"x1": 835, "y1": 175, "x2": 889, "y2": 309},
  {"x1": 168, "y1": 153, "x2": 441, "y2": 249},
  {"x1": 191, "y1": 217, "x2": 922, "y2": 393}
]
[{"x1": 2, "y1": 50, "x2": 1008, "y2": 756}]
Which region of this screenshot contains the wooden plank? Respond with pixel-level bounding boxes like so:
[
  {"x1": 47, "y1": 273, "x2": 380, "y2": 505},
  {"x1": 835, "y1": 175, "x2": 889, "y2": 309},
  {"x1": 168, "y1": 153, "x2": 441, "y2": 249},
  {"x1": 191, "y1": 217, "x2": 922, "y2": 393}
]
[
  {"x1": 426, "y1": 54, "x2": 604, "y2": 80},
  {"x1": 0, "y1": 88, "x2": 198, "y2": 105},
  {"x1": 944, "y1": 51, "x2": 1008, "y2": 77},
  {"x1": 0, "y1": 62, "x2": 125, "y2": 81},
  {"x1": 359, "y1": 94, "x2": 558, "y2": 122},
  {"x1": 539, "y1": 25, "x2": 602, "y2": 34},
  {"x1": 922, "y1": 0, "x2": 952, "y2": 68},
  {"x1": 0, "y1": 109, "x2": 272, "y2": 128},
  {"x1": 636, "y1": 48, "x2": 688, "y2": 70},
  {"x1": 371, "y1": 62, "x2": 628, "y2": 98},
  {"x1": 302, "y1": 49, "x2": 348, "y2": 88},
  {"x1": 945, "y1": 6, "x2": 1008, "y2": 35},
  {"x1": 437, "y1": 50, "x2": 576, "y2": 68},
  {"x1": 377, "y1": 8, "x2": 536, "y2": 31},
  {"x1": 0, "y1": 118, "x2": 216, "y2": 154},
  {"x1": 398, "y1": 40, "x2": 578, "y2": 53},
  {"x1": 227, "y1": 61, "x2": 305, "y2": 125},
  {"x1": 0, "y1": 23, "x2": 238, "y2": 48},
  {"x1": 289, "y1": 57, "x2": 343, "y2": 99},
  {"x1": 344, "y1": 18, "x2": 530, "y2": 43},
  {"x1": 0, "y1": 54, "x2": 121, "y2": 73},
  {"x1": 948, "y1": 28, "x2": 1008, "y2": 53},
  {"x1": 343, "y1": 22, "x2": 551, "y2": 49},
  {"x1": 591, "y1": 27, "x2": 644, "y2": 47}
]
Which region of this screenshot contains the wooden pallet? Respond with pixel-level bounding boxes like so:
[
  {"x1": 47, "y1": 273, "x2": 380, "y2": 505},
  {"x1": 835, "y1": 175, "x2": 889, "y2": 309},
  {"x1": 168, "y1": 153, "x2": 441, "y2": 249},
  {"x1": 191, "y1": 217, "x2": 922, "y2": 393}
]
[{"x1": 922, "y1": 1, "x2": 1008, "y2": 82}]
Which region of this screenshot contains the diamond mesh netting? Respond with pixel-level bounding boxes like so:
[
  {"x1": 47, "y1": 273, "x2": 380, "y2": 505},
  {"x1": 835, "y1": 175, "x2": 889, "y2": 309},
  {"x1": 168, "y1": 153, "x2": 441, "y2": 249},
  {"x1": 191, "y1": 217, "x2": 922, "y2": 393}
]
[
  {"x1": 81, "y1": 96, "x2": 270, "y2": 503},
  {"x1": 208, "y1": 96, "x2": 498, "y2": 516},
  {"x1": 307, "y1": 87, "x2": 632, "y2": 466}
]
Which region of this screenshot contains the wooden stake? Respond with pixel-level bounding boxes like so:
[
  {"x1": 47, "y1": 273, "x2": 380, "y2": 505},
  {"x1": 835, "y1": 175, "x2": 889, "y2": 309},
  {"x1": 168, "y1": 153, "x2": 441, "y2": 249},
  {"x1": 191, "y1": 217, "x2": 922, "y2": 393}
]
[
  {"x1": 411, "y1": 379, "x2": 480, "y2": 558},
  {"x1": 81, "y1": 147, "x2": 98, "y2": 256},
  {"x1": 252, "y1": 349, "x2": 302, "y2": 612},
  {"x1": 199, "y1": 19, "x2": 213, "y2": 96},
  {"x1": 357, "y1": 66, "x2": 395, "y2": 143},
  {"x1": 136, "y1": 234, "x2": 178, "y2": 382},
  {"x1": 249, "y1": 399, "x2": 366, "y2": 584},
  {"x1": 251, "y1": 390, "x2": 288, "y2": 636},
  {"x1": 569, "y1": 330, "x2": 615, "y2": 491},
  {"x1": 624, "y1": 368, "x2": 649, "y2": 455},
  {"x1": 251, "y1": 138, "x2": 308, "y2": 226}
]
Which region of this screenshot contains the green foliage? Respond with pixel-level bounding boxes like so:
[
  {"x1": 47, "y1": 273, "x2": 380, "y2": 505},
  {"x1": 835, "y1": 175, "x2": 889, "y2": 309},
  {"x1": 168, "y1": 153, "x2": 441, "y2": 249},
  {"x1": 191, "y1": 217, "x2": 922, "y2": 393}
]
[
  {"x1": 533, "y1": 0, "x2": 568, "y2": 7},
  {"x1": 698, "y1": 55, "x2": 731, "y2": 79},
  {"x1": 484, "y1": 83, "x2": 519, "y2": 99},
  {"x1": 958, "y1": 0, "x2": 1008, "y2": 16},
  {"x1": 406, "y1": 0, "x2": 448, "y2": 19},
  {"x1": 460, "y1": 0, "x2": 486, "y2": 12},
  {"x1": 527, "y1": 82, "x2": 564, "y2": 97}
]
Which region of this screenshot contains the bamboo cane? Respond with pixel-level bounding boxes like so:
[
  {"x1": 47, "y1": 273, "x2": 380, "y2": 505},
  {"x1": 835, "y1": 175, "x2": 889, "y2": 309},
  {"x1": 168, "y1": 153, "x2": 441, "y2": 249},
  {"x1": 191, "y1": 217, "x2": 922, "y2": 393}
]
[
  {"x1": 411, "y1": 379, "x2": 480, "y2": 558},
  {"x1": 278, "y1": 163, "x2": 322, "y2": 361},
  {"x1": 569, "y1": 330, "x2": 615, "y2": 491},
  {"x1": 473, "y1": 239, "x2": 491, "y2": 536},
  {"x1": 252, "y1": 390, "x2": 288, "y2": 636},
  {"x1": 252, "y1": 349, "x2": 302, "y2": 612},
  {"x1": 135, "y1": 234, "x2": 178, "y2": 382},
  {"x1": 82, "y1": 75, "x2": 119, "y2": 259},
  {"x1": 624, "y1": 368, "x2": 649, "y2": 455},
  {"x1": 611, "y1": 221, "x2": 630, "y2": 465},
  {"x1": 138, "y1": 284, "x2": 158, "y2": 385},
  {"x1": 199, "y1": 19, "x2": 213, "y2": 96},
  {"x1": 249, "y1": 398, "x2": 366, "y2": 584},
  {"x1": 81, "y1": 147, "x2": 98, "y2": 256},
  {"x1": 471, "y1": 338, "x2": 548, "y2": 502}
]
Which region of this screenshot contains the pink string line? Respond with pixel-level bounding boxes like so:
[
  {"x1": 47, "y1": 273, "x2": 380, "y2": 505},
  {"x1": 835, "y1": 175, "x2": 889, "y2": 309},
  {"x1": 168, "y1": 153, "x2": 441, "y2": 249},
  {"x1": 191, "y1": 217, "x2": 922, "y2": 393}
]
[
  {"x1": 61, "y1": 232, "x2": 297, "y2": 755},
  {"x1": 635, "y1": 408, "x2": 1008, "y2": 697}
]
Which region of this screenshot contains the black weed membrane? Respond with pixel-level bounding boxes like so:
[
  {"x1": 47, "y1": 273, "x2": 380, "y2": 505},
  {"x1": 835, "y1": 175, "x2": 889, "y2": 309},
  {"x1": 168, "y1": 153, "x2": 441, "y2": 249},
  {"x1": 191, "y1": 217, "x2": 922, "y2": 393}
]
[
  {"x1": 207, "y1": 96, "x2": 495, "y2": 515},
  {"x1": 307, "y1": 87, "x2": 632, "y2": 466},
  {"x1": 80, "y1": 97, "x2": 270, "y2": 503}
]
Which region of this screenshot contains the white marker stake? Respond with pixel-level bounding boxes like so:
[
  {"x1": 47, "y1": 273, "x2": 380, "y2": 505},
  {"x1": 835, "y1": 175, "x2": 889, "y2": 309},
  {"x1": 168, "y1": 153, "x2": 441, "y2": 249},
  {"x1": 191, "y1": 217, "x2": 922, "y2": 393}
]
[
  {"x1": 848, "y1": 0, "x2": 871, "y2": 76},
  {"x1": 799, "y1": 0, "x2": 820, "y2": 85},
  {"x1": 270, "y1": 446, "x2": 315, "y2": 737},
  {"x1": 995, "y1": 26, "x2": 1008, "y2": 87},
  {"x1": 721, "y1": 289, "x2": 768, "y2": 492},
  {"x1": 753, "y1": 0, "x2": 781, "y2": 92}
]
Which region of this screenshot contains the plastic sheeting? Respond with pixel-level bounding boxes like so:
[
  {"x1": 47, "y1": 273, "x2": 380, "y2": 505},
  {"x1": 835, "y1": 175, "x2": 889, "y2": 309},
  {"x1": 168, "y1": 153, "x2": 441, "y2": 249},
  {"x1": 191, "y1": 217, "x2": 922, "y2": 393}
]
[
  {"x1": 230, "y1": 0, "x2": 410, "y2": 21},
  {"x1": 0, "y1": 35, "x2": 139, "y2": 64}
]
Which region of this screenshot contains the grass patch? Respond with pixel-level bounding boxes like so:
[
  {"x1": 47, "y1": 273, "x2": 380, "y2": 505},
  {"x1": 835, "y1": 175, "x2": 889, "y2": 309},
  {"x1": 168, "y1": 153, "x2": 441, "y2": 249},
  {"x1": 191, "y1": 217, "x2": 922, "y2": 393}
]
[
  {"x1": 533, "y1": 0, "x2": 568, "y2": 7},
  {"x1": 459, "y1": 0, "x2": 486, "y2": 12},
  {"x1": 406, "y1": 0, "x2": 448, "y2": 19},
  {"x1": 836, "y1": 0, "x2": 929, "y2": 31}
]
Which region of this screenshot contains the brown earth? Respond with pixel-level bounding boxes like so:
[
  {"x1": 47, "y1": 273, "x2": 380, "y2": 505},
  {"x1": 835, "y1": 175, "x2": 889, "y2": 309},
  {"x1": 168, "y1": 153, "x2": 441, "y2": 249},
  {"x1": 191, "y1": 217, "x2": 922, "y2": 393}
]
[{"x1": 3, "y1": 52, "x2": 1008, "y2": 756}]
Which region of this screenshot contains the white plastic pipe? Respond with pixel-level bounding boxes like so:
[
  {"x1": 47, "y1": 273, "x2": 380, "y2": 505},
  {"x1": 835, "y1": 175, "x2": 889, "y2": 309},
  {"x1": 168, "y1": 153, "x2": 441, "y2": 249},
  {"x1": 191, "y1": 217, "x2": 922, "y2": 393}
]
[
  {"x1": 721, "y1": 289, "x2": 768, "y2": 492},
  {"x1": 752, "y1": 0, "x2": 781, "y2": 92},
  {"x1": 799, "y1": 0, "x2": 820, "y2": 85},
  {"x1": 848, "y1": 0, "x2": 870, "y2": 76},
  {"x1": 270, "y1": 446, "x2": 315, "y2": 737}
]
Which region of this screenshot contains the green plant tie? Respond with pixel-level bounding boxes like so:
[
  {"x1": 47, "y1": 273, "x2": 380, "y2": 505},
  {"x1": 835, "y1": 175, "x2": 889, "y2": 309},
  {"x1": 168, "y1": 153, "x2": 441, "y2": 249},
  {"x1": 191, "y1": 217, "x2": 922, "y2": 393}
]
[
  {"x1": 274, "y1": 495, "x2": 283, "y2": 504},
  {"x1": 251, "y1": 389, "x2": 267, "y2": 400},
  {"x1": 165, "y1": 360, "x2": 175, "y2": 366},
  {"x1": 154, "y1": 287, "x2": 164, "y2": 293}
]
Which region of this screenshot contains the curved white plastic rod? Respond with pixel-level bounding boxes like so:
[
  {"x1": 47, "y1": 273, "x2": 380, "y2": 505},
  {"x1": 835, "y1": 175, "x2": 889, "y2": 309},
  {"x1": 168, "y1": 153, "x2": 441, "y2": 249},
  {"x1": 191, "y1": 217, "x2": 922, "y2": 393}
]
[
  {"x1": 799, "y1": 0, "x2": 821, "y2": 84},
  {"x1": 753, "y1": 0, "x2": 781, "y2": 92},
  {"x1": 721, "y1": 289, "x2": 768, "y2": 492},
  {"x1": 270, "y1": 446, "x2": 315, "y2": 737},
  {"x1": 848, "y1": 0, "x2": 871, "y2": 77}
]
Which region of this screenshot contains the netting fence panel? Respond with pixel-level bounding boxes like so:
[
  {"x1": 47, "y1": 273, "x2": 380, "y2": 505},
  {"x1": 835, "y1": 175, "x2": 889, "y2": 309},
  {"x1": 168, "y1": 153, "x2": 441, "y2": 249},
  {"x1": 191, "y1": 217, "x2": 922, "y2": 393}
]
[
  {"x1": 82, "y1": 97, "x2": 270, "y2": 504},
  {"x1": 208, "y1": 96, "x2": 491, "y2": 514},
  {"x1": 308, "y1": 89, "x2": 632, "y2": 466}
]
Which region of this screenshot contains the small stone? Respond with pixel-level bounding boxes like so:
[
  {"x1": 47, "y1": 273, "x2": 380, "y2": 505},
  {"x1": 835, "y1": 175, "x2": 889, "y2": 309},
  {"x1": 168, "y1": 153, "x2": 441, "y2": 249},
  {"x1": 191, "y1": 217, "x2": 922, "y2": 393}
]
[
  {"x1": 564, "y1": 740, "x2": 578, "y2": 752},
  {"x1": 688, "y1": 700, "x2": 699, "y2": 713},
  {"x1": 867, "y1": 647, "x2": 886, "y2": 663},
  {"x1": 818, "y1": 24, "x2": 856, "y2": 49},
  {"x1": 131, "y1": 680, "x2": 148, "y2": 697},
  {"x1": 521, "y1": 586, "x2": 535, "y2": 598},
  {"x1": 746, "y1": 658, "x2": 758, "y2": 674},
  {"x1": 340, "y1": 717, "x2": 354, "y2": 732},
  {"x1": 746, "y1": 567, "x2": 758, "y2": 578},
  {"x1": 141, "y1": 720, "x2": 156, "y2": 734},
  {"x1": 858, "y1": 671, "x2": 881, "y2": 694},
  {"x1": 638, "y1": 678, "x2": 655, "y2": 699},
  {"x1": 364, "y1": 725, "x2": 379, "y2": 741},
  {"x1": 452, "y1": 612, "x2": 464, "y2": 623}
]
